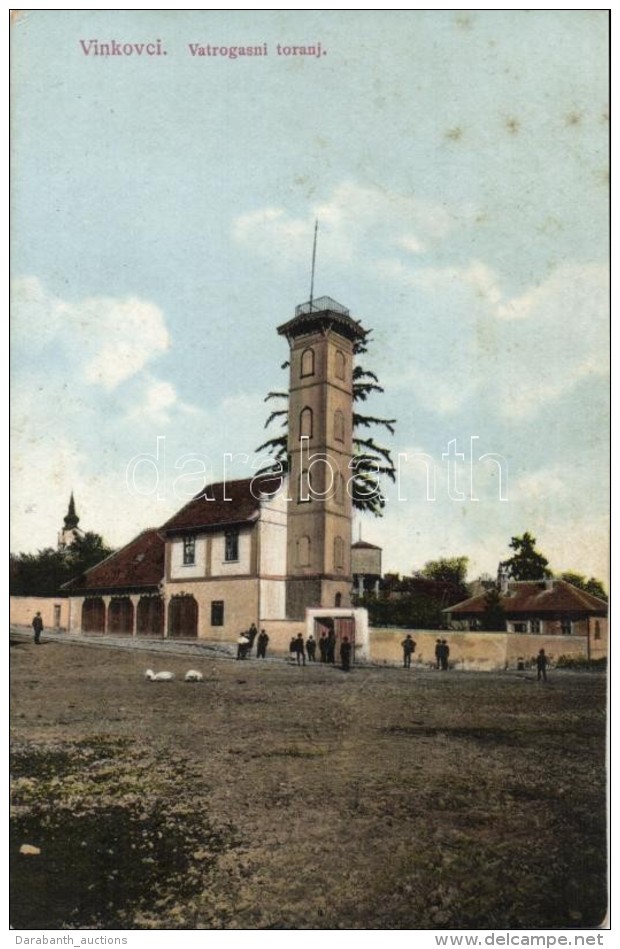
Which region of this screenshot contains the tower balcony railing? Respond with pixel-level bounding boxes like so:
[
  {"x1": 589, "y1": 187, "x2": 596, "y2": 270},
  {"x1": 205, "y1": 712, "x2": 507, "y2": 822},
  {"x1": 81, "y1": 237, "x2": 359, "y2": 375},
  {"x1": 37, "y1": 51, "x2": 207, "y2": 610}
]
[{"x1": 295, "y1": 296, "x2": 350, "y2": 318}]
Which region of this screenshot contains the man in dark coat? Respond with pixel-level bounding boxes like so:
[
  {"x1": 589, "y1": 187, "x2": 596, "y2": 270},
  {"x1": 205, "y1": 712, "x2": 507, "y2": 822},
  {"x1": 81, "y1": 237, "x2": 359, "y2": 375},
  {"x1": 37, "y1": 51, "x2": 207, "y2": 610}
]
[
  {"x1": 256, "y1": 629, "x2": 269, "y2": 659},
  {"x1": 435, "y1": 638, "x2": 442, "y2": 669},
  {"x1": 440, "y1": 639, "x2": 450, "y2": 671},
  {"x1": 32, "y1": 612, "x2": 43, "y2": 645},
  {"x1": 318, "y1": 632, "x2": 328, "y2": 662},
  {"x1": 294, "y1": 632, "x2": 306, "y2": 666},
  {"x1": 306, "y1": 634, "x2": 317, "y2": 661},
  {"x1": 326, "y1": 630, "x2": 336, "y2": 664},
  {"x1": 536, "y1": 648, "x2": 549, "y2": 682},
  {"x1": 247, "y1": 623, "x2": 258, "y2": 654},
  {"x1": 401, "y1": 634, "x2": 416, "y2": 668},
  {"x1": 340, "y1": 635, "x2": 352, "y2": 672}
]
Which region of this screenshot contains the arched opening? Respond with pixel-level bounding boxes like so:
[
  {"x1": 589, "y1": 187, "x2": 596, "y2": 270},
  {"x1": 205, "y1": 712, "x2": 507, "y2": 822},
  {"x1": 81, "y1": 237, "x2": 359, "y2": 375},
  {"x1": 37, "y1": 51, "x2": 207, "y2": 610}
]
[
  {"x1": 334, "y1": 409, "x2": 345, "y2": 443},
  {"x1": 108, "y1": 597, "x2": 134, "y2": 635},
  {"x1": 335, "y1": 350, "x2": 346, "y2": 380},
  {"x1": 335, "y1": 592, "x2": 342, "y2": 607},
  {"x1": 300, "y1": 406, "x2": 313, "y2": 439},
  {"x1": 594, "y1": 620, "x2": 601, "y2": 640},
  {"x1": 334, "y1": 536, "x2": 345, "y2": 570},
  {"x1": 137, "y1": 596, "x2": 165, "y2": 637},
  {"x1": 301, "y1": 348, "x2": 315, "y2": 377},
  {"x1": 297, "y1": 535, "x2": 311, "y2": 567},
  {"x1": 82, "y1": 597, "x2": 105, "y2": 634},
  {"x1": 168, "y1": 595, "x2": 198, "y2": 639},
  {"x1": 299, "y1": 468, "x2": 311, "y2": 503}
]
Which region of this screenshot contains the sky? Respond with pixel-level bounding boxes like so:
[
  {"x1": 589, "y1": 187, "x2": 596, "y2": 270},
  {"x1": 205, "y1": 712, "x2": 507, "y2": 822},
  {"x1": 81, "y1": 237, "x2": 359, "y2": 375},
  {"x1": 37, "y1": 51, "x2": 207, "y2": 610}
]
[{"x1": 10, "y1": 9, "x2": 610, "y2": 583}]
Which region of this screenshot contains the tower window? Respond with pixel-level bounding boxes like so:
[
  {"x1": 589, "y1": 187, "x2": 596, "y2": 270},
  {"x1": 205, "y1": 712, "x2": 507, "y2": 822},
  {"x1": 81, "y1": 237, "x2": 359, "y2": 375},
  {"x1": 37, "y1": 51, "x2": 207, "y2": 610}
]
[
  {"x1": 335, "y1": 473, "x2": 345, "y2": 505},
  {"x1": 183, "y1": 535, "x2": 196, "y2": 566},
  {"x1": 225, "y1": 529, "x2": 239, "y2": 562},
  {"x1": 211, "y1": 600, "x2": 224, "y2": 626},
  {"x1": 334, "y1": 410, "x2": 345, "y2": 443},
  {"x1": 300, "y1": 406, "x2": 313, "y2": 439},
  {"x1": 297, "y1": 536, "x2": 311, "y2": 567},
  {"x1": 334, "y1": 536, "x2": 345, "y2": 570},
  {"x1": 301, "y1": 348, "x2": 315, "y2": 377},
  {"x1": 335, "y1": 350, "x2": 346, "y2": 380},
  {"x1": 594, "y1": 621, "x2": 601, "y2": 640},
  {"x1": 299, "y1": 469, "x2": 311, "y2": 503}
]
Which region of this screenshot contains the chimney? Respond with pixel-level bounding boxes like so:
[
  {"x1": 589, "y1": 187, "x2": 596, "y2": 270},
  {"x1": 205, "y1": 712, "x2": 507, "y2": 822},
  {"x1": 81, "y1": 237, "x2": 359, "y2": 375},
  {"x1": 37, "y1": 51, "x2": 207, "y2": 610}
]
[
  {"x1": 544, "y1": 576, "x2": 554, "y2": 592},
  {"x1": 498, "y1": 567, "x2": 509, "y2": 596}
]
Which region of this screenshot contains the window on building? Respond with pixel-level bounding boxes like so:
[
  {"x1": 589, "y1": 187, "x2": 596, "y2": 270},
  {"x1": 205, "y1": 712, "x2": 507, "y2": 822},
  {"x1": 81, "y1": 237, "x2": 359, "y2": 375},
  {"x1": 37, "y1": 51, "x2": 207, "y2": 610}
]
[
  {"x1": 183, "y1": 535, "x2": 196, "y2": 566},
  {"x1": 335, "y1": 350, "x2": 346, "y2": 380},
  {"x1": 335, "y1": 592, "x2": 342, "y2": 607},
  {"x1": 301, "y1": 348, "x2": 315, "y2": 377},
  {"x1": 511, "y1": 622, "x2": 527, "y2": 633},
  {"x1": 561, "y1": 618, "x2": 572, "y2": 635},
  {"x1": 225, "y1": 530, "x2": 239, "y2": 562},
  {"x1": 334, "y1": 536, "x2": 345, "y2": 570},
  {"x1": 334, "y1": 410, "x2": 345, "y2": 443},
  {"x1": 300, "y1": 406, "x2": 313, "y2": 439},
  {"x1": 299, "y1": 469, "x2": 311, "y2": 503},
  {"x1": 594, "y1": 621, "x2": 601, "y2": 640},
  {"x1": 335, "y1": 472, "x2": 345, "y2": 505},
  {"x1": 211, "y1": 600, "x2": 224, "y2": 626},
  {"x1": 530, "y1": 619, "x2": 542, "y2": 634},
  {"x1": 297, "y1": 536, "x2": 311, "y2": 566}
]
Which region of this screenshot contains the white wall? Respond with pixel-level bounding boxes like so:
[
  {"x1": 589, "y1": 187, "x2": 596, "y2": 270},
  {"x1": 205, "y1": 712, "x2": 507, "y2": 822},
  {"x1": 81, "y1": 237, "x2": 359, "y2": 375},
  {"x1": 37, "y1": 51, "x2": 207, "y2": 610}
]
[
  {"x1": 260, "y1": 579, "x2": 287, "y2": 619},
  {"x1": 258, "y1": 489, "x2": 287, "y2": 576}
]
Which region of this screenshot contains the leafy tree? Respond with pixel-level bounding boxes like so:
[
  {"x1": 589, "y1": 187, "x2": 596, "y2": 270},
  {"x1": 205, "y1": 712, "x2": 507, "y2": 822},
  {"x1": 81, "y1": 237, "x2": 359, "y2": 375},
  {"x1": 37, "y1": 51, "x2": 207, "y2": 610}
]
[
  {"x1": 10, "y1": 532, "x2": 114, "y2": 597},
  {"x1": 481, "y1": 586, "x2": 506, "y2": 631},
  {"x1": 420, "y1": 557, "x2": 469, "y2": 595},
  {"x1": 560, "y1": 571, "x2": 608, "y2": 602},
  {"x1": 499, "y1": 532, "x2": 551, "y2": 581},
  {"x1": 257, "y1": 333, "x2": 396, "y2": 515},
  {"x1": 357, "y1": 592, "x2": 447, "y2": 629}
]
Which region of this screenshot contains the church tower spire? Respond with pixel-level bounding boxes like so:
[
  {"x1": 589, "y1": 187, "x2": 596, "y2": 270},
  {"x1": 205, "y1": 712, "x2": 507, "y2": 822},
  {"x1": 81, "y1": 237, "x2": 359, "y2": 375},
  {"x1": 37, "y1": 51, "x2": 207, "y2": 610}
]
[
  {"x1": 64, "y1": 492, "x2": 79, "y2": 530},
  {"x1": 58, "y1": 492, "x2": 83, "y2": 551},
  {"x1": 278, "y1": 295, "x2": 367, "y2": 619}
]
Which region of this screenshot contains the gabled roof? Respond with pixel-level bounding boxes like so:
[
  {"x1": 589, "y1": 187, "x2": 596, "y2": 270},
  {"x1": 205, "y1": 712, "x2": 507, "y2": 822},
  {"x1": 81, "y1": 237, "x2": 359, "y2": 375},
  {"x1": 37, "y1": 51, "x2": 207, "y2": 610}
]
[
  {"x1": 444, "y1": 580, "x2": 608, "y2": 616},
  {"x1": 63, "y1": 529, "x2": 164, "y2": 593},
  {"x1": 160, "y1": 474, "x2": 284, "y2": 535}
]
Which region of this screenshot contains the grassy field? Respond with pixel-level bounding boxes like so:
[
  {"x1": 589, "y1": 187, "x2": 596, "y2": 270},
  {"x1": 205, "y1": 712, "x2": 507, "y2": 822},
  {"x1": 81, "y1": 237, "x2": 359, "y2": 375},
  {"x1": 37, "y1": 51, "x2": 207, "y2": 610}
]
[{"x1": 10, "y1": 637, "x2": 607, "y2": 930}]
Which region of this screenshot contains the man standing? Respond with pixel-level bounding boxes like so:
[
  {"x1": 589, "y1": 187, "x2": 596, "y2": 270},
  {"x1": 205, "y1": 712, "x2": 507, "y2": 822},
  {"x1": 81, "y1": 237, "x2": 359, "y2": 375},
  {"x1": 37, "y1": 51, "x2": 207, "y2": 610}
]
[
  {"x1": 440, "y1": 639, "x2": 450, "y2": 671},
  {"x1": 401, "y1": 634, "x2": 416, "y2": 668},
  {"x1": 236, "y1": 632, "x2": 250, "y2": 660},
  {"x1": 32, "y1": 612, "x2": 43, "y2": 645},
  {"x1": 256, "y1": 629, "x2": 269, "y2": 659},
  {"x1": 340, "y1": 635, "x2": 352, "y2": 672},
  {"x1": 326, "y1": 630, "x2": 336, "y2": 664},
  {"x1": 294, "y1": 632, "x2": 306, "y2": 666},
  {"x1": 306, "y1": 634, "x2": 317, "y2": 662},
  {"x1": 435, "y1": 638, "x2": 442, "y2": 669},
  {"x1": 318, "y1": 631, "x2": 328, "y2": 662},
  {"x1": 536, "y1": 648, "x2": 549, "y2": 683},
  {"x1": 247, "y1": 623, "x2": 258, "y2": 655}
]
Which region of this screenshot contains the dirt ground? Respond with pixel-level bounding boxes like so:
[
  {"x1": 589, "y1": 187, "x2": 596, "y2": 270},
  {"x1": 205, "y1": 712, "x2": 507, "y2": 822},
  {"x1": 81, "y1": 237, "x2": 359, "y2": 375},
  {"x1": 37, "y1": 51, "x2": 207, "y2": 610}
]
[{"x1": 10, "y1": 636, "x2": 608, "y2": 930}]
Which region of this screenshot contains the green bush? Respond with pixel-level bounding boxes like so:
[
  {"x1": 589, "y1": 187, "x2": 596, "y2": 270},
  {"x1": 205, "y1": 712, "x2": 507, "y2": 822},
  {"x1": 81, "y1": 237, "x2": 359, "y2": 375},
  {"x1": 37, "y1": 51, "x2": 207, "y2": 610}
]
[{"x1": 555, "y1": 655, "x2": 607, "y2": 671}]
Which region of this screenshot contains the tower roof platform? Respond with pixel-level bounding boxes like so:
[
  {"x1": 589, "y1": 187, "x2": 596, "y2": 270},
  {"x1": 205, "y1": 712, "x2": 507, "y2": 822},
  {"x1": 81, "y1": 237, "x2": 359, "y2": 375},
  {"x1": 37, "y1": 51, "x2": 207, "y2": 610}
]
[{"x1": 278, "y1": 296, "x2": 367, "y2": 342}]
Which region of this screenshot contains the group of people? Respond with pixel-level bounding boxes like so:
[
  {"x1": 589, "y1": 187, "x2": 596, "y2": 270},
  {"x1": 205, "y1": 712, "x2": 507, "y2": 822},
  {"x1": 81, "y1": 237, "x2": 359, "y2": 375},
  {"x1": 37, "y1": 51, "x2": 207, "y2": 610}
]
[
  {"x1": 289, "y1": 630, "x2": 352, "y2": 670},
  {"x1": 236, "y1": 623, "x2": 270, "y2": 660},
  {"x1": 435, "y1": 638, "x2": 451, "y2": 671}
]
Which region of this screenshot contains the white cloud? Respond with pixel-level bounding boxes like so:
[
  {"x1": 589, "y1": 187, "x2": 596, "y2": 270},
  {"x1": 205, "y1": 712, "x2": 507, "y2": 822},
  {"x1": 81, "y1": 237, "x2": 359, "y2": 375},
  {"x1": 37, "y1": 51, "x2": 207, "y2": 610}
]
[
  {"x1": 232, "y1": 181, "x2": 468, "y2": 263},
  {"x1": 12, "y1": 277, "x2": 170, "y2": 390}
]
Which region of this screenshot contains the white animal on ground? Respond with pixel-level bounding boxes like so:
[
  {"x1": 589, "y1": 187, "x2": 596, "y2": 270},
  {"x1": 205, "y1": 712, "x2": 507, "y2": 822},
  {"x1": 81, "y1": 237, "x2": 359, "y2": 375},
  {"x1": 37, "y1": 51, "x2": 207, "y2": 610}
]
[
  {"x1": 184, "y1": 669, "x2": 204, "y2": 682},
  {"x1": 145, "y1": 669, "x2": 175, "y2": 681}
]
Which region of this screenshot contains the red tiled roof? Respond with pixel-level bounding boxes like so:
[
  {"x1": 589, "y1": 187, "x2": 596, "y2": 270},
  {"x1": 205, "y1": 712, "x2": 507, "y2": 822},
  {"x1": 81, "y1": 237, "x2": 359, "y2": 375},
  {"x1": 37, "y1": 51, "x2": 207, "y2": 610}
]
[
  {"x1": 63, "y1": 529, "x2": 164, "y2": 592},
  {"x1": 445, "y1": 580, "x2": 608, "y2": 616},
  {"x1": 160, "y1": 474, "x2": 284, "y2": 535}
]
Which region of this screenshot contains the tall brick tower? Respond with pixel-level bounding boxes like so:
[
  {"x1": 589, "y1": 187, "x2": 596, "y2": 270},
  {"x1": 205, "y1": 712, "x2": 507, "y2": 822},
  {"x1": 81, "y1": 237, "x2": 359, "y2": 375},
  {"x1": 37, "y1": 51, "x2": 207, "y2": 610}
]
[{"x1": 277, "y1": 296, "x2": 367, "y2": 619}]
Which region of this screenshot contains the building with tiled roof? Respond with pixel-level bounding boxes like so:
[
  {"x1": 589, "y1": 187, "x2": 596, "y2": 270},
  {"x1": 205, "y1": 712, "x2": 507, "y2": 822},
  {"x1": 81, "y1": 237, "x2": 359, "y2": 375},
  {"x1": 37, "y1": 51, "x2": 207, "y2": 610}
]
[{"x1": 444, "y1": 578, "x2": 607, "y2": 642}]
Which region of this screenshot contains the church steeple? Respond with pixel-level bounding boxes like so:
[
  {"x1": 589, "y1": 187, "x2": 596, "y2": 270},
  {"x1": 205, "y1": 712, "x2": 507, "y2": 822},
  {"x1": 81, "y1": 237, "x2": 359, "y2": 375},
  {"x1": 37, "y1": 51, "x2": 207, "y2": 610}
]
[
  {"x1": 64, "y1": 492, "x2": 79, "y2": 530},
  {"x1": 58, "y1": 492, "x2": 83, "y2": 551}
]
